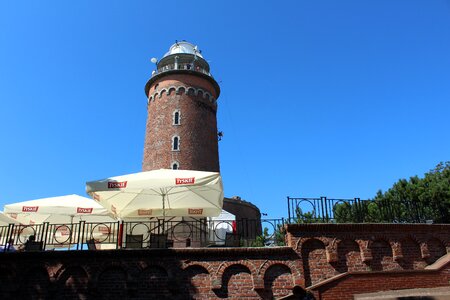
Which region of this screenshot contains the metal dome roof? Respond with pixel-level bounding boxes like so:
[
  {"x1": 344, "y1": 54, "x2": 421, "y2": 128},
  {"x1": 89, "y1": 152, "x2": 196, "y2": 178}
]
[{"x1": 162, "y1": 41, "x2": 204, "y2": 59}]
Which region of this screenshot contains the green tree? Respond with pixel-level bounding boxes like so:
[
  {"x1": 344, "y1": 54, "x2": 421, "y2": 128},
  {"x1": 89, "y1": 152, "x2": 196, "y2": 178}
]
[{"x1": 334, "y1": 162, "x2": 450, "y2": 223}]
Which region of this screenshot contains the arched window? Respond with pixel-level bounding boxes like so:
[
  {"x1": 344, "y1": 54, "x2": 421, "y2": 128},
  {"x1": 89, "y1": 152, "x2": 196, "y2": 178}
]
[
  {"x1": 172, "y1": 162, "x2": 179, "y2": 170},
  {"x1": 173, "y1": 110, "x2": 181, "y2": 125},
  {"x1": 172, "y1": 136, "x2": 180, "y2": 151}
]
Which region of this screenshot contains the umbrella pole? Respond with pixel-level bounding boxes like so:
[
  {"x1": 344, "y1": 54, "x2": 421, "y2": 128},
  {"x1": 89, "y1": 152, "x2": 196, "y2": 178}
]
[
  {"x1": 118, "y1": 220, "x2": 123, "y2": 249},
  {"x1": 162, "y1": 193, "x2": 166, "y2": 233}
]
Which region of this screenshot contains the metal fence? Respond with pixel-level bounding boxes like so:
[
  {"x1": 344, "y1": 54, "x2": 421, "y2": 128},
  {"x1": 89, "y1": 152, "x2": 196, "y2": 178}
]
[
  {"x1": 2, "y1": 196, "x2": 439, "y2": 251},
  {"x1": 0, "y1": 218, "x2": 286, "y2": 251},
  {"x1": 287, "y1": 196, "x2": 439, "y2": 223}
]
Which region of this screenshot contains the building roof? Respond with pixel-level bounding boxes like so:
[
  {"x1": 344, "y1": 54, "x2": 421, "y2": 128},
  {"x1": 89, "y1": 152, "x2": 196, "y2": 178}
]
[{"x1": 163, "y1": 41, "x2": 203, "y2": 59}]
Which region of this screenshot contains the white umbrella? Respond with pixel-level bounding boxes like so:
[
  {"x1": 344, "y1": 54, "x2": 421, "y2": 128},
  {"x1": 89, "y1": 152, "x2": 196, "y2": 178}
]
[
  {"x1": 86, "y1": 169, "x2": 224, "y2": 219},
  {"x1": 4, "y1": 195, "x2": 117, "y2": 247},
  {"x1": 4, "y1": 194, "x2": 116, "y2": 224},
  {"x1": 0, "y1": 211, "x2": 21, "y2": 226}
]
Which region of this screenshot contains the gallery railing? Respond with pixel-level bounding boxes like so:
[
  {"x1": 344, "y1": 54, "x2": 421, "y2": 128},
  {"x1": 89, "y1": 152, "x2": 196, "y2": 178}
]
[
  {"x1": 287, "y1": 196, "x2": 439, "y2": 223},
  {"x1": 0, "y1": 218, "x2": 286, "y2": 251},
  {"x1": 153, "y1": 63, "x2": 213, "y2": 78}
]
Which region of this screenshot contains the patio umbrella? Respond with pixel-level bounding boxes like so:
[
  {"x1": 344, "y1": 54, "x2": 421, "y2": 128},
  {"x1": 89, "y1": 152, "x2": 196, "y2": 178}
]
[
  {"x1": 4, "y1": 195, "x2": 117, "y2": 247},
  {"x1": 4, "y1": 194, "x2": 116, "y2": 224},
  {"x1": 85, "y1": 169, "x2": 224, "y2": 219},
  {"x1": 0, "y1": 211, "x2": 20, "y2": 226}
]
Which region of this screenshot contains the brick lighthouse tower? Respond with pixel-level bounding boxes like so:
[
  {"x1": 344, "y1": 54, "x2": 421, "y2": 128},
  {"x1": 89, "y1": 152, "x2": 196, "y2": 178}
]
[{"x1": 143, "y1": 41, "x2": 221, "y2": 172}]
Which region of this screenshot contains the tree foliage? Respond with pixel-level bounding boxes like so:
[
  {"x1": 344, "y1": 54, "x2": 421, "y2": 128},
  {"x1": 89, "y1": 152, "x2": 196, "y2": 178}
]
[{"x1": 333, "y1": 162, "x2": 450, "y2": 223}]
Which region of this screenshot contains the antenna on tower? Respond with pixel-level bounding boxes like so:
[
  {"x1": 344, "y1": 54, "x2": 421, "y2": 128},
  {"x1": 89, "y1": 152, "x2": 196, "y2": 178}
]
[{"x1": 193, "y1": 45, "x2": 198, "y2": 61}]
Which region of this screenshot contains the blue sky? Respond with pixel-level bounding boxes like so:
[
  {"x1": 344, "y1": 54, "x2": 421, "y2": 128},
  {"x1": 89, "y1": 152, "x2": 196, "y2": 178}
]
[{"x1": 1, "y1": 0, "x2": 449, "y2": 219}]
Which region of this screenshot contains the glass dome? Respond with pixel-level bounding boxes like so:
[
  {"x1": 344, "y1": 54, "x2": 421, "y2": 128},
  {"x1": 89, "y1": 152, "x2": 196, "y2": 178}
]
[{"x1": 162, "y1": 41, "x2": 203, "y2": 59}]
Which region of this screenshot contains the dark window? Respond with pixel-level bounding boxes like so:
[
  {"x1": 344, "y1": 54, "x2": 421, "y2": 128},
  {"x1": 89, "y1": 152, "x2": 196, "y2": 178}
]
[
  {"x1": 173, "y1": 136, "x2": 179, "y2": 151},
  {"x1": 172, "y1": 163, "x2": 178, "y2": 170},
  {"x1": 174, "y1": 111, "x2": 180, "y2": 125}
]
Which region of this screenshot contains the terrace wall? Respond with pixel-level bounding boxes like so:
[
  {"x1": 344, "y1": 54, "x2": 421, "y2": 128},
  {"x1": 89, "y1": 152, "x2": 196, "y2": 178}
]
[
  {"x1": 0, "y1": 247, "x2": 302, "y2": 300},
  {"x1": 2, "y1": 223, "x2": 450, "y2": 299}
]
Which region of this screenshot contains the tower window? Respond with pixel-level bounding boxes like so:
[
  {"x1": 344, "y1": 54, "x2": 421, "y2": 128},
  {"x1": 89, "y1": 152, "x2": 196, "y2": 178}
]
[
  {"x1": 172, "y1": 136, "x2": 180, "y2": 151},
  {"x1": 172, "y1": 162, "x2": 179, "y2": 170},
  {"x1": 173, "y1": 110, "x2": 181, "y2": 125}
]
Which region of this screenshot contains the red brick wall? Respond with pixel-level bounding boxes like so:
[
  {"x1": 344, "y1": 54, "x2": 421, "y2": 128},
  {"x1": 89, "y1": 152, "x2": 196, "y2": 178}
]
[
  {"x1": 0, "y1": 247, "x2": 302, "y2": 300},
  {"x1": 142, "y1": 73, "x2": 220, "y2": 172},
  {"x1": 310, "y1": 268, "x2": 450, "y2": 300},
  {"x1": 286, "y1": 223, "x2": 450, "y2": 300},
  {"x1": 2, "y1": 224, "x2": 450, "y2": 299}
]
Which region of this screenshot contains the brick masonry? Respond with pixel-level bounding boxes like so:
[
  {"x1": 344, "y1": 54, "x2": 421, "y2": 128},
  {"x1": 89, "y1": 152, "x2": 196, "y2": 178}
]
[
  {"x1": 2, "y1": 224, "x2": 450, "y2": 299},
  {"x1": 0, "y1": 247, "x2": 301, "y2": 299},
  {"x1": 142, "y1": 73, "x2": 220, "y2": 172},
  {"x1": 287, "y1": 223, "x2": 450, "y2": 299}
]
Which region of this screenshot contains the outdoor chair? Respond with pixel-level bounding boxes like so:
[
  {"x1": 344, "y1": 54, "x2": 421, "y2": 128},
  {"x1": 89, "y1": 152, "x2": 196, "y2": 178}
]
[
  {"x1": 25, "y1": 241, "x2": 43, "y2": 252},
  {"x1": 125, "y1": 234, "x2": 143, "y2": 249},
  {"x1": 86, "y1": 239, "x2": 97, "y2": 250},
  {"x1": 224, "y1": 232, "x2": 240, "y2": 247},
  {"x1": 149, "y1": 233, "x2": 168, "y2": 248}
]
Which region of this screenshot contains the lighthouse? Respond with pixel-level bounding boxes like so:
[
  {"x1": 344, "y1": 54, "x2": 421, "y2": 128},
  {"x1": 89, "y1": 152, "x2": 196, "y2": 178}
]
[{"x1": 143, "y1": 41, "x2": 221, "y2": 172}]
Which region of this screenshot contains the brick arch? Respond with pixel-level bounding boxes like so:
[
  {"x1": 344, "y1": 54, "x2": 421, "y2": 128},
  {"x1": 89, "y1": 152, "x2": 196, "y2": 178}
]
[
  {"x1": 399, "y1": 236, "x2": 426, "y2": 269},
  {"x1": 91, "y1": 261, "x2": 133, "y2": 286},
  {"x1": 295, "y1": 236, "x2": 330, "y2": 252},
  {"x1": 55, "y1": 265, "x2": 89, "y2": 299},
  {"x1": 301, "y1": 238, "x2": 336, "y2": 286},
  {"x1": 0, "y1": 264, "x2": 19, "y2": 299},
  {"x1": 183, "y1": 261, "x2": 213, "y2": 275},
  {"x1": 158, "y1": 88, "x2": 167, "y2": 98},
  {"x1": 183, "y1": 264, "x2": 212, "y2": 299},
  {"x1": 262, "y1": 263, "x2": 294, "y2": 299},
  {"x1": 138, "y1": 265, "x2": 172, "y2": 299},
  {"x1": 19, "y1": 266, "x2": 51, "y2": 299},
  {"x1": 370, "y1": 237, "x2": 400, "y2": 271},
  {"x1": 54, "y1": 264, "x2": 90, "y2": 281},
  {"x1": 155, "y1": 90, "x2": 162, "y2": 99},
  {"x1": 167, "y1": 86, "x2": 177, "y2": 95},
  {"x1": 215, "y1": 259, "x2": 258, "y2": 278},
  {"x1": 148, "y1": 85, "x2": 217, "y2": 108},
  {"x1": 184, "y1": 264, "x2": 209, "y2": 274},
  {"x1": 204, "y1": 92, "x2": 212, "y2": 102},
  {"x1": 258, "y1": 260, "x2": 302, "y2": 287},
  {"x1": 213, "y1": 263, "x2": 259, "y2": 299},
  {"x1": 95, "y1": 265, "x2": 128, "y2": 300},
  {"x1": 426, "y1": 236, "x2": 447, "y2": 264},
  {"x1": 186, "y1": 87, "x2": 196, "y2": 95},
  {"x1": 335, "y1": 238, "x2": 364, "y2": 273},
  {"x1": 136, "y1": 260, "x2": 176, "y2": 277},
  {"x1": 176, "y1": 86, "x2": 186, "y2": 94}
]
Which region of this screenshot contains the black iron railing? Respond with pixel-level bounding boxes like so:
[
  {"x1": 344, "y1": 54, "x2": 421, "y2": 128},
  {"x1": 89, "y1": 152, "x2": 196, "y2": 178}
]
[
  {"x1": 1, "y1": 196, "x2": 441, "y2": 252},
  {"x1": 153, "y1": 63, "x2": 212, "y2": 78},
  {"x1": 0, "y1": 218, "x2": 286, "y2": 251},
  {"x1": 287, "y1": 196, "x2": 439, "y2": 224}
]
